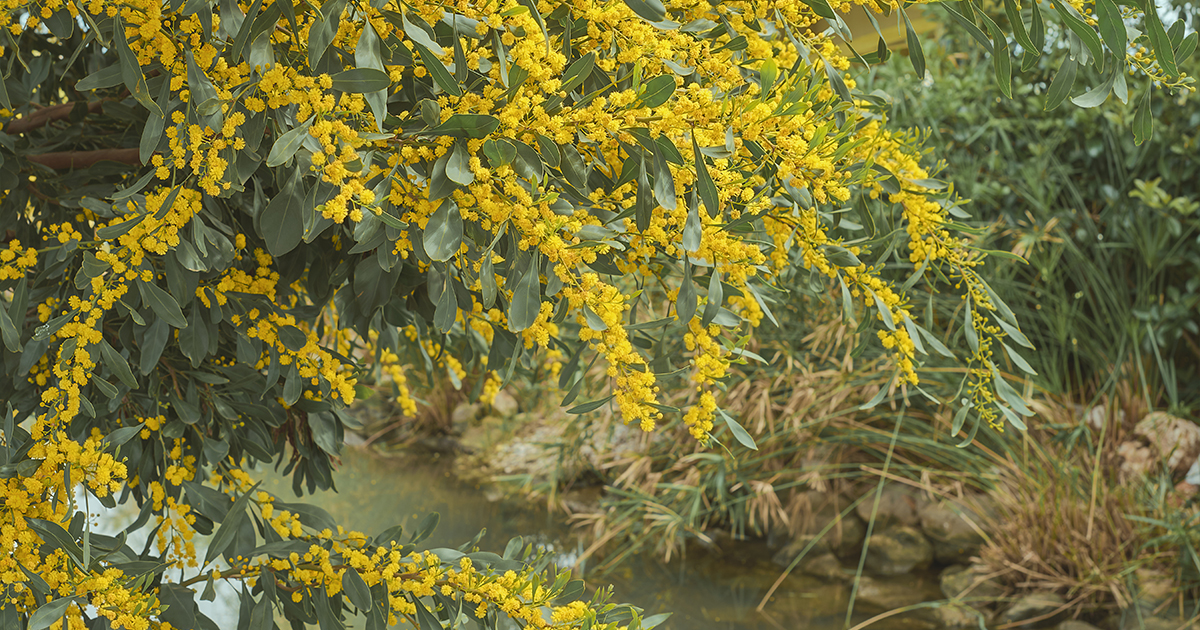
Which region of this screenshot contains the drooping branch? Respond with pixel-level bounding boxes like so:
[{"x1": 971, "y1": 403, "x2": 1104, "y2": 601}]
[
  {"x1": 26, "y1": 148, "x2": 142, "y2": 170},
  {"x1": 6, "y1": 101, "x2": 106, "y2": 135}
]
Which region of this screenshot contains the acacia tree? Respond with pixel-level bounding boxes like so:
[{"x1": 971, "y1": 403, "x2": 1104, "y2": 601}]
[{"x1": 0, "y1": 0, "x2": 1192, "y2": 627}]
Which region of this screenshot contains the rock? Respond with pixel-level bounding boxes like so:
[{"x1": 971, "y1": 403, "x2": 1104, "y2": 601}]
[
  {"x1": 940, "y1": 565, "x2": 1004, "y2": 602},
  {"x1": 855, "y1": 576, "x2": 931, "y2": 611},
  {"x1": 451, "y1": 402, "x2": 481, "y2": 428},
  {"x1": 1118, "y1": 617, "x2": 1186, "y2": 630},
  {"x1": 864, "y1": 526, "x2": 933, "y2": 576},
  {"x1": 1132, "y1": 568, "x2": 1175, "y2": 614},
  {"x1": 931, "y1": 603, "x2": 989, "y2": 629},
  {"x1": 490, "y1": 390, "x2": 519, "y2": 417},
  {"x1": 1120, "y1": 412, "x2": 1200, "y2": 479},
  {"x1": 856, "y1": 485, "x2": 929, "y2": 528},
  {"x1": 770, "y1": 492, "x2": 866, "y2": 557},
  {"x1": 918, "y1": 499, "x2": 987, "y2": 564},
  {"x1": 1057, "y1": 622, "x2": 1103, "y2": 630},
  {"x1": 1000, "y1": 593, "x2": 1066, "y2": 629},
  {"x1": 799, "y1": 552, "x2": 849, "y2": 581}
]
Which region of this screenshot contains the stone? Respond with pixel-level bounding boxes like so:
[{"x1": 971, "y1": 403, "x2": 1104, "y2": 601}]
[
  {"x1": 1132, "y1": 568, "x2": 1175, "y2": 615},
  {"x1": 856, "y1": 485, "x2": 930, "y2": 528},
  {"x1": 771, "y1": 492, "x2": 866, "y2": 557},
  {"x1": 999, "y1": 593, "x2": 1066, "y2": 629},
  {"x1": 490, "y1": 390, "x2": 519, "y2": 417},
  {"x1": 451, "y1": 402, "x2": 481, "y2": 427},
  {"x1": 1057, "y1": 621, "x2": 1103, "y2": 630},
  {"x1": 940, "y1": 565, "x2": 1004, "y2": 602},
  {"x1": 918, "y1": 499, "x2": 987, "y2": 564},
  {"x1": 864, "y1": 526, "x2": 933, "y2": 576},
  {"x1": 1120, "y1": 412, "x2": 1200, "y2": 479},
  {"x1": 930, "y1": 603, "x2": 989, "y2": 629},
  {"x1": 1118, "y1": 617, "x2": 1187, "y2": 630},
  {"x1": 855, "y1": 576, "x2": 930, "y2": 612},
  {"x1": 799, "y1": 552, "x2": 849, "y2": 581}
]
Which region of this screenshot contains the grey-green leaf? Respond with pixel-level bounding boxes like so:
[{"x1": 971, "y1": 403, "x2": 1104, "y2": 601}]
[
  {"x1": 423, "y1": 200, "x2": 463, "y2": 262},
  {"x1": 141, "y1": 281, "x2": 188, "y2": 329}
]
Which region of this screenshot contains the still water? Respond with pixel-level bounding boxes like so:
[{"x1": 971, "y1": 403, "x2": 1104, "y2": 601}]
[{"x1": 248, "y1": 448, "x2": 944, "y2": 630}]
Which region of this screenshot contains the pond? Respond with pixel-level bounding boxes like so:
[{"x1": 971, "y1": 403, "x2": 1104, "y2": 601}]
[{"x1": 246, "y1": 447, "x2": 945, "y2": 630}]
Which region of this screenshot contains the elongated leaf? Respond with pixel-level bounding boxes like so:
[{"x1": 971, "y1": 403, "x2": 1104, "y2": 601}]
[
  {"x1": 29, "y1": 597, "x2": 80, "y2": 630},
  {"x1": 899, "y1": 4, "x2": 925, "y2": 78},
  {"x1": 413, "y1": 41, "x2": 462, "y2": 97},
  {"x1": 1003, "y1": 342, "x2": 1038, "y2": 376},
  {"x1": 639, "y1": 75, "x2": 676, "y2": 108},
  {"x1": 343, "y1": 567, "x2": 372, "y2": 612},
  {"x1": 1071, "y1": 64, "x2": 1116, "y2": 107},
  {"x1": 719, "y1": 410, "x2": 757, "y2": 450},
  {"x1": 507, "y1": 253, "x2": 541, "y2": 332},
  {"x1": 204, "y1": 482, "x2": 260, "y2": 564},
  {"x1": 870, "y1": 290, "x2": 896, "y2": 330},
  {"x1": 1095, "y1": 0, "x2": 1126, "y2": 57},
  {"x1": 560, "y1": 53, "x2": 596, "y2": 94},
  {"x1": 76, "y1": 64, "x2": 124, "y2": 91},
  {"x1": 141, "y1": 281, "x2": 188, "y2": 328},
  {"x1": 692, "y1": 134, "x2": 718, "y2": 216},
  {"x1": 100, "y1": 340, "x2": 137, "y2": 388},
  {"x1": 1051, "y1": 0, "x2": 1103, "y2": 63},
  {"x1": 1003, "y1": 0, "x2": 1036, "y2": 52},
  {"x1": 114, "y1": 17, "x2": 161, "y2": 116},
  {"x1": 428, "y1": 114, "x2": 500, "y2": 137},
  {"x1": 423, "y1": 200, "x2": 463, "y2": 262},
  {"x1": 939, "y1": 4, "x2": 994, "y2": 54},
  {"x1": 623, "y1": 0, "x2": 665, "y2": 22},
  {"x1": 1143, "y1": 5, "x2": 1178, "y2": 77},
  {"x1": 266, "y1": 118, "x2": 314, "y2": 167},
  {"x1": 677, "y1": 262, "x2": 697, "y2": 322},
  {"x1": 331, "y1": 68, "x2": 391, "y2": 93},
  {"x1": 446, "y1": 141, "x2": 474, "y2": 185},
  {"x1": 859, "y1": 375, "x2": 893, "y2": 410},
  {"x1": 979, "y1": 13, "x2": 1012, "y2": 98},
  {"x1": 1045, "y1": 57, "x2": 1078, "y2": 111},
  {"x1": 259, "y1": 167, "x2": 305, "y2": 256},
  {"x1": 1133, "y1": 86, "x2": 1153, "y2": 146}
]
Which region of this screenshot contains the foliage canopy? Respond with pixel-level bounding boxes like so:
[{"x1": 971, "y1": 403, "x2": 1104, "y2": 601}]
[{"x1": 0, "y1": 0, "x2": 1192, "y2": 628}]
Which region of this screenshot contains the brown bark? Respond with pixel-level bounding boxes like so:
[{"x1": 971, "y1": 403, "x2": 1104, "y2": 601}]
[
  {"x1": 6, "y1": 101, "x2": 106, "y2": 135},
  {"x1": 26, "y1": 148, "x2": 143, "y2": 170}
]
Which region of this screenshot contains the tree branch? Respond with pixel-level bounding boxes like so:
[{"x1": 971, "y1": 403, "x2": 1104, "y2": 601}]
[
  {"x1": 6, "y1": 101, "x2": 106, "y2": 135},
  {"x1": 26, "y1": 148, "x2": 143, "y2": 170}
]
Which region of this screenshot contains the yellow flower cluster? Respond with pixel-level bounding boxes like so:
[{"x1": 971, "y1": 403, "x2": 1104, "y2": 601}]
[{"x1": 0, "y1": 238, "x2": 37, "y2": 280}]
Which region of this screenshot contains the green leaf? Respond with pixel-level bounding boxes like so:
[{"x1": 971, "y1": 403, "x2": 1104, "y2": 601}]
[
  {"x1": 483, "y1": 138, "x2": 517, "y2": 166},
  {"x1": 991, "y1": 363, "x2": 1033, "y2": 416},
  {"x1": 0, "y1": 301, "x2": 20, "y2": 352},
  {"x1": 259, "y1": 167, "x2": 305, "y2": 257},
  {"x1": 423, "y1": 200, "x2": 463, "y2": 262},
  {"x1": 1070, "y1": 63, "x2": 1116, "y2": 108},
  {"x1": 1133, "y1": 86, "x2": 1153, "y2": 146},
  {"x1": 1143, "y1": 5, "x2": 1178, "y2": 77},
  {"x1": 1003, "y1": 0, "x2": 1036, "y2": 53},
  {"x1": 76, "y1": 64, "x2": 124, "y2": 91},
  {"x1": 859, "y1": 375, "x2": 893, "y2": 410},
  {"x1": 446, "y1": 140, "x2": 474, "y2": 186},
  {"x1": 1003, "y1": 342, "x2": 1038, "y2": 376},
  {"x1": 410, "y1": 512, "x2": 440, "y2": 544},
  {"x1": 994, "y1": 316, "x2": 1034, "y2": 349},
  {"x1": 568, "y1": 395, "x2": 614, "y2": 414},
  {"x1": 331, "y1": 68, "x2": 391, "y2": 93},
  {"x1": 623, "y1": 0, "x2": 665, "y2": 22},
  {"x1": 938, "y1": 3, "x2": 994, "y2": 54},
  {"x1": 822, "y1": 57, "x2": 853, "y2": 103},
  {"x1": 507, "y1": 252, "x2": 542, "y2": 332},
  {"x1": 413, "y1": 595, "x2": 441, "y2": 630},
  {"x1": 823, "y1": 245, "x2": 861, "y2": 267},
  {"x1": 401, "y1": 10, "x2": 444, "y2": 55},
  {"x1": 759, "y1": 59, "x2": 777, "y2": 95},
  {"x1": 980, "y1": 13, "x2": 1012, "y2": 98},
  {"x1": 1051, "y1": 0, "x2": 1103, "y2": 64},
  {"x1": 100, "y1": 340, "x2": 137, "y2": 388},
  {"x1": 899, "y1": 4, "x2": 925, "y2": 78},
  {"x1": 1095, "y1": 0, "x2": 1126, "y2": 57},
  {"x1": 560, "y1": 53, "x2": 596, "y2": 94},
  {"x1": 27, "y1": 518, "x2": 86, "y2": 569},
  {"x1": 902, "y1": 313, "x2": 926, "y2": 355},
  {"x1": 682, "y1": 198, "x2": 701, "y2": 252},
  {"x1": 266, "y1": 117, "x2": 314, "y2": 167},
  {"x1": 28, "y1": 597, "x2": 80, "y2": 630},
  {"x1": 870, "y1": 290, "x2": 896, "y2": 330},
  {"x1": 997, "y1": 403, "x2": 1028, "y2": 430},
  {"x1": 951, "y1": 402, "x2": 972, "y2": 436},
  {"x1": 113, "y1": 17, "x2": 161, "y2": 116},
  {"x1": 140, "y1": 281, "x2": 188, "y2": 329},
  {"x1": 691, "y1": 134, "x2": 718, "y2": 217},
  {"x1": 102, "y1": 423, "x2": 145, "y2": 451},
  {"x1": 343, "y1": 567, "x2": 372, "y2": 612},
  {"x1": 428, "y1": 114, "x2": 500, "y2": 138},
  {"x1": 677, "y1": 262, "x2": 697, "y2": 322},
  {"x1": 277, "y1": 325, "x2": 307, "y2": 351},
  {"x1": 964, "y1": 296, "x2": 979, "y2": 353},
  {"x1": 413, "y1": 41, "x2": 463, "y2": 97},
  {"x1": 639, "y1": 75, "x2": 676, "y2": 108},
  {"x1": 719, "y1": 410, "x2": 757, "y2": 450},
  {"x1": 204, "y1": 482, "x2": 260, "y2": 564},
  {"x1": 1044, "y1": 57, "x2": 1078, "y2": 111},
  {"x1": 185, "y1": 50, "x2": 220, "y2": 116}
]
